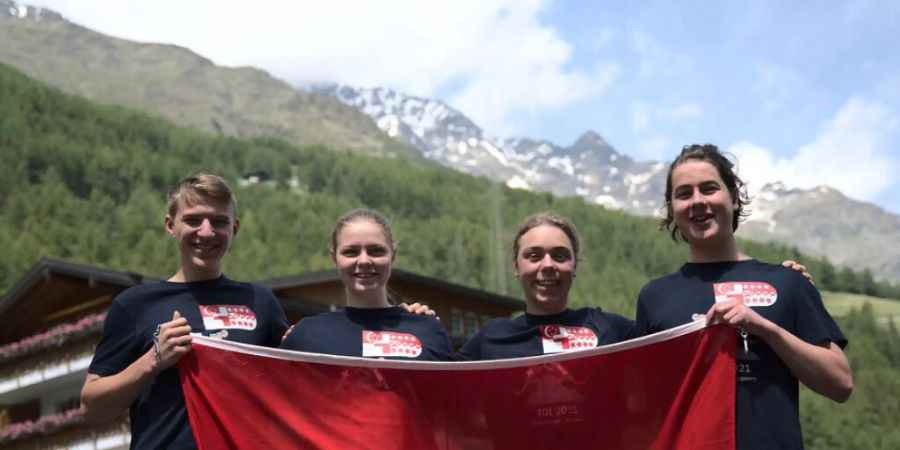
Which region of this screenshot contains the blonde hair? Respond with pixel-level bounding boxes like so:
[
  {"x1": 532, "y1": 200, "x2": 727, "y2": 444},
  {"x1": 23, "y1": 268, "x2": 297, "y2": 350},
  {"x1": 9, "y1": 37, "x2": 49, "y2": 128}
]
[
  {"x1": 331, "y1": 208, "x2": 395, "y2": 253},
  {"x1": 166, "y1": 173, "x2": 237, "y2": 217},
  {"x1": 512, "y1": 212, "x2": 580, "y2": 263}
]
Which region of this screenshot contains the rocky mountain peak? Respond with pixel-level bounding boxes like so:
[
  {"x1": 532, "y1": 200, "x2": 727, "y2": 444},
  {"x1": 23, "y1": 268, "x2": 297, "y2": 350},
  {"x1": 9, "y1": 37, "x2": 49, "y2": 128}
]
[
  {"x1": 574, "y1": 131, "x2": 607, "y2": 147},
  {"x1": 323, "y1": 84, "x2": 900, "y2": 281},
  {"x1": 565, "y1": 130, "x2": 622, "y2": 163},
  {"x1": 0, "y1": 1, "x2": 64, "y2": 22}
]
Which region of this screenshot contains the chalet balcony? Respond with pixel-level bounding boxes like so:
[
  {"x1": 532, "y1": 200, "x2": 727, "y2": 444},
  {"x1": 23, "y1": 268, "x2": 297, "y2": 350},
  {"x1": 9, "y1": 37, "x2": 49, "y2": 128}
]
[
  {"x1": 2, "y1": 412, "x2": 129, "y2": 450},
  {"x1": 0, "y1": 339, "x2": 95, "y2": 406}
]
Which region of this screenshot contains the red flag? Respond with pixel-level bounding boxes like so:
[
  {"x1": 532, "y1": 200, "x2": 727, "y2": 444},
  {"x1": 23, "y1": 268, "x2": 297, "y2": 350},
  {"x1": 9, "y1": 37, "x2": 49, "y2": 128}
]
[{"x1": 180, "y1": 321, "x2": 735, "y2": 450}]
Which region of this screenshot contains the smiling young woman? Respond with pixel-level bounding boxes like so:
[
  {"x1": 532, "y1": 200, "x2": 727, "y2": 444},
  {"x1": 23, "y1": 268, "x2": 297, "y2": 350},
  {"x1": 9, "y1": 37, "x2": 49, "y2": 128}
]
[
  {"x1": 279, "y1": 209, "x2": 453, "y2": 361},
  {"x1": 456, "y1": 212, "x2": 634, "y2": 360}
]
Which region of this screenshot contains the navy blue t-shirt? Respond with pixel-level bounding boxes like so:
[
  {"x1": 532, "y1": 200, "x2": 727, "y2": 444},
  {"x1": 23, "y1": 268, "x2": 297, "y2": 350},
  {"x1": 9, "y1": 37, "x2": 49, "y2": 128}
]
[
  {"x1": 456, "y1": 307, "x2": 634, "y2": 361},
  {"x1": 280, "y1": 306, "x2": 454, "y2": 361},
  {"x1": 634, "y1": 260, "x2": 847, "y2": 450},
  {"x1": 88, "y1": 276, "x2": 289, "y2": 450}
]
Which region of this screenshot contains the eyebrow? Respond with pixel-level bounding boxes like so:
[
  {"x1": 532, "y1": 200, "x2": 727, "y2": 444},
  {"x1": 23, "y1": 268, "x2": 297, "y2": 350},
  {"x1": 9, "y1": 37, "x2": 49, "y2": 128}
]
[
  {"x1": 339, "y1": 243, "x2": 389, "y2": 249},
  {"x1": 523, "y1": 246, "x2": 571, "y2": 252},
  {"x1": 182, "y1": 213, "x2": 231, "y2": 220}
]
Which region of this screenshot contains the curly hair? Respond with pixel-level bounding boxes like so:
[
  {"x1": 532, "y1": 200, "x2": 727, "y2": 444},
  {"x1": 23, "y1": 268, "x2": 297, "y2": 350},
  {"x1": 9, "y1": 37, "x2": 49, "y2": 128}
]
[{"x1": 660, "y1": 144, "x2": 751, "y2": 242}]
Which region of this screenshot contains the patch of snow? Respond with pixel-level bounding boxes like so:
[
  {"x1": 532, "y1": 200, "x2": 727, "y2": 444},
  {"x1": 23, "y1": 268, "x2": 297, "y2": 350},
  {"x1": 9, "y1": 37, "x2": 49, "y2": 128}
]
[
  {"x1": 547, "y1": 156, "x2": 575, "y2": 176},
  {"x1": 482, "y1": 141, "x2": 510, "y2": 165},
  {"x1": 507, "y1": 176, "x2": 531, "y2": 190},
  {"x1": 594, "y1": 195, "x2": 621, "y2": 209},
  {"x1": 376, "y1": 116, "x2": 400, "y2": 138}
]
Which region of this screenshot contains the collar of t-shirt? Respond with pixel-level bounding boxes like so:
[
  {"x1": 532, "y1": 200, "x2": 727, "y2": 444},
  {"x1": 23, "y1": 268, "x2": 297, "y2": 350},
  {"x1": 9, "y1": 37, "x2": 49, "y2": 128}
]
[{"x1": 522, "y1": 309, "x2": 575, "y2": 327}]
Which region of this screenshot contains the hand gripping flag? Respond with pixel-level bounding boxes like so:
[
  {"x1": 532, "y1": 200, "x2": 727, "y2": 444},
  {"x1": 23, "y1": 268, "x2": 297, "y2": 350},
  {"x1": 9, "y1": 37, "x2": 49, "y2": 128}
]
[{"x1": 179, "y1": 321, "x2": 735, "y2": 450}]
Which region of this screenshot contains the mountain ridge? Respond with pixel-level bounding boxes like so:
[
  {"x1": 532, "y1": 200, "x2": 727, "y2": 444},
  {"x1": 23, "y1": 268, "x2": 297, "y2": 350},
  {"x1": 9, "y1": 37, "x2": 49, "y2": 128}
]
[
  {"x1": 0, "y1": 3, "x2": 419, "y2": 159},
  {"x1": 320, "y1": 83, "x2": 900, "y2": 282},
  {"x1": 2, "y1": 1, "x2": 896, "y2": 281}
]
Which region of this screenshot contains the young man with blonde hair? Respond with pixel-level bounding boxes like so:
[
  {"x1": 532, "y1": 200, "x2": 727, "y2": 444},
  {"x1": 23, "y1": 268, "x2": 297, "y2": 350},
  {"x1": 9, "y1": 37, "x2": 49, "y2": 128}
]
[{"x1": 81, "y1": 173, "x2": 289, "y2": 449}]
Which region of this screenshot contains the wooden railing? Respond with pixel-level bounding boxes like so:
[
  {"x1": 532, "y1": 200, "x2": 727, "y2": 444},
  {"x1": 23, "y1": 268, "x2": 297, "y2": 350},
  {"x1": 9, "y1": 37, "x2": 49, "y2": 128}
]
[{"x1": 0, "y1": 338, "x2": 96, "y2": 395}]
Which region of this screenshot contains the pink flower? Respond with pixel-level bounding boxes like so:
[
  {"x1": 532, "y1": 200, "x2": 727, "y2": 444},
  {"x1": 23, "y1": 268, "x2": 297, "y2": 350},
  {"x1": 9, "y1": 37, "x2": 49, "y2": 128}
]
[
  {"x1": 0, "y1": 312, "x2": 107, "y2": 364},
  {"x1": 0, "y1": 408, "x2": 85, "y2": 442}
]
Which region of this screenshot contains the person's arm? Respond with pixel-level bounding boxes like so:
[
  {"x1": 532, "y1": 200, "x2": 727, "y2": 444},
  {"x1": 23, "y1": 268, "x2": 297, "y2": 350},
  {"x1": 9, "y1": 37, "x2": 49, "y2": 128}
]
[
  {"x1": 616, "y1": 315, "x2": 637, "y2": 341},
  {"x1": 453, "y1": 326, "x2": 485, "y2": 361},
  {"x1": 262, "y1": 288, "x2": 290, "y2": 346},
  {"x1": 706, "y1": 300, "x2": 852, "y2": 402},
  {"x1": 81, "y1": 311, "x2": 192, "y2": 423}
]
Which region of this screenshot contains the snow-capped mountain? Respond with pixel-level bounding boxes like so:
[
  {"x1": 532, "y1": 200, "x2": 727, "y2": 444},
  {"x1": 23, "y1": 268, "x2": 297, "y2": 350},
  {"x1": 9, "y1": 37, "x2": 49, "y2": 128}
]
[
  {"x1": 320, "y1": 84, "x2": 900, "y2": 282},
  {"x1": 0, "y1": 0, "x2": 62, "y2": 21},
  {"x1": 317, "y1": 85, "x2": 667, "y2": 216},
  {"x1": 740, "y1": 183, "x2": 900, "y2": 281}
]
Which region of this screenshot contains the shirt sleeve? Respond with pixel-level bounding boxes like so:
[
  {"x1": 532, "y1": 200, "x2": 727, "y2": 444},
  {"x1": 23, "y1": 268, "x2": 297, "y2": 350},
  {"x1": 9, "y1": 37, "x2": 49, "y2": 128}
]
[
  {"x1": 88, "y1": 300, "x2": 141, "y2": 376},
  {"x1": 633, "y1": 288, "x2": 651, "y2": 338},
  {"x1": 427, "y1": 319, "x2": 456, "y2": 361},
  {"x1": 263, "y1": 288, "x2": 290, "y2": 348},
  {"x1": 789, "y1": 271, "x2": 848, "y2": 349},
  {"x1": 278, "y1": 320, "x2": 305, "y2": 351},
  {"x1": 454, "y1": 327, "x2": 485, "y2": 361},
  {"x1": 614, "y1": 314, "x2": 637, "y2": 341}
]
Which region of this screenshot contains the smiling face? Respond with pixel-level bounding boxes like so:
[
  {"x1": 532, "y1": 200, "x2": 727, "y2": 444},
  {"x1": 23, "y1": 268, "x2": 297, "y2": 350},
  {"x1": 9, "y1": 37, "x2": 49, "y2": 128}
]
[
  {"x1": 166, "y1": 195, "x2": 239, "y2": 281},
  {"x1": 332, "y1": 219, "x2": 395, "y2": 307},
  {"x1": 670, "y1": 160, "x2": 738, "y2": 249},
  {"x1": 514, "y1": 224, "x2": 576, "y2": 315}
]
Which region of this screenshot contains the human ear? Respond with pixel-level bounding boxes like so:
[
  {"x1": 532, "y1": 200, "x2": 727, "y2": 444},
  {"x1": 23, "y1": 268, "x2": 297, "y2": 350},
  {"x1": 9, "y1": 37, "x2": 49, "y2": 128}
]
[{"x1": 165, "y1": 215, "x2": 175, "y2": 237}]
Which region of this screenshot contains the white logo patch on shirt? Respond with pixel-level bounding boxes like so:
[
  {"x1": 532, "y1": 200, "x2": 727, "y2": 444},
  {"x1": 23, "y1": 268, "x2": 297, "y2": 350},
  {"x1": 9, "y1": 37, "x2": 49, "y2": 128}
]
[
  {"x1": 361, "y1": 331, "x2": 423, "y2": 358},
  {"x1": 540, "y1": 325, "x2": 598, "y2": 354},
  {"x1": 198, "y1": 305, "x2": 258, "y2": 330},
  {"x1": 714, "y1": 282, "x2": 778, "y2": 306}
]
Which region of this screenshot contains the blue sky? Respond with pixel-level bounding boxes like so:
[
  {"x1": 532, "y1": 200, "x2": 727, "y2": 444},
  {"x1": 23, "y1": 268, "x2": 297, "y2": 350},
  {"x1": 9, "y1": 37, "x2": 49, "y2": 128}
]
[{"x1": 28, "y1": 0, "x2": 900, "y2": 214}]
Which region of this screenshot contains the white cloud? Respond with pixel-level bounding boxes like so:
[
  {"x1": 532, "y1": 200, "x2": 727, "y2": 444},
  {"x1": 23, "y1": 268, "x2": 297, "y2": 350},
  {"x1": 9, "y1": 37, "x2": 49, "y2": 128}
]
[
  {"x1": 754, "y1": 64, "x2": 806, "y2": 111},
  {"x1": 662, "y1": 103, "x2": 702, "y2": 119},
  {"x1": 30, "y1": 0, "x2": 618, "y2": 138},
  {"x1": 636, "y1": 138, "x2": 669, "y2": 159},
  {"x1": 631, "y1": 101, "x2": 702, "y2": 132},
  {"x1": 730, "y1": 96, "x2": 899, "y2": 201},
  {"x1": 631, "y1": 102, "x2": 652, "y2": 132},
  {"x1": 630, "y1": 29, "x2": 690, "y2": 79},
  {"x1": 589, "y1": 29, "x2": 617, "y2": 51}
]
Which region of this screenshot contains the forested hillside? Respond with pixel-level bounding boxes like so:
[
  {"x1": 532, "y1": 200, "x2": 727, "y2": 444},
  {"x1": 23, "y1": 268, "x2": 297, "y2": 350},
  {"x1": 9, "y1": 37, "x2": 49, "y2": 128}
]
[
  {"x1": 0, "y1": 16, "x2": 418, "y2": 159},
  {"x1": 1, "y1": 62, "x2": 898, "y2": 448}
]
